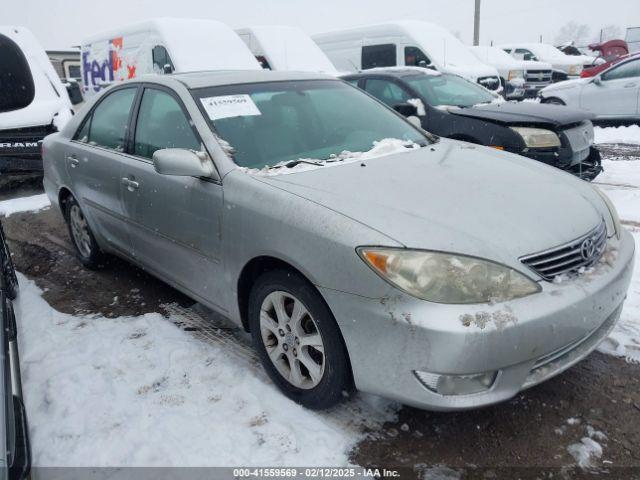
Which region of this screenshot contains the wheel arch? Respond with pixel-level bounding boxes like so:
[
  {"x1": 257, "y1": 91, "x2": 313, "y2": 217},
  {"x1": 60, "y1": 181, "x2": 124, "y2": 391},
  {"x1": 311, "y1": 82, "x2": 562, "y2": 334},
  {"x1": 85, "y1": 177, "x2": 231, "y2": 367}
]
[
  {"x1": 58, "y1": 186, "x2": 74, "y2": 218},
  {"x1": 237, "y1": 254, "x2": 355, "y2": 390}
]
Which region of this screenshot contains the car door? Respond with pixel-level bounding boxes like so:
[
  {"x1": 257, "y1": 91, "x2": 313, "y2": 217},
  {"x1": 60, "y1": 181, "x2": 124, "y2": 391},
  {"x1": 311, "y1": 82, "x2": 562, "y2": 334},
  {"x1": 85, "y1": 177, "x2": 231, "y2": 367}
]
[
  {"x1": 580, "y1": 58, "x2": 640, "y2": 117},
  {"x1": 64, "y1": 86, "x2": 138, "y2": 255},
  {"x1": 120, "y1": 85, "x2": 225, "y2": 306}
]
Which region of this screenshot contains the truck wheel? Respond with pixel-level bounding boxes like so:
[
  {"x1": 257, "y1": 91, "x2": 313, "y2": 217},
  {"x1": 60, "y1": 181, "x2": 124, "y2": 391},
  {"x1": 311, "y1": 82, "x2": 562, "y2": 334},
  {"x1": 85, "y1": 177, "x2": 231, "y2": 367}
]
[
  {"x1": 64, "y1": 196, "x2": 105, "y2": 269},
  {"x1": 248, "y1": 269, "x2": 352, "y2": 410}
]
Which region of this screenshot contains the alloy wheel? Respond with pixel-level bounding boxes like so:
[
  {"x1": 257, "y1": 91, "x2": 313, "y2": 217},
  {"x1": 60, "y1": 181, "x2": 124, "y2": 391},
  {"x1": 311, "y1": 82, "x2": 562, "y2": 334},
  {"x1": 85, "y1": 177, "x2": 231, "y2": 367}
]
[
  {"x1": 259, "y1": 290, "x2": 325, "y2": 389},
  {"x1": 69, "y1": 205, "x2": 92, "y2": 258}
]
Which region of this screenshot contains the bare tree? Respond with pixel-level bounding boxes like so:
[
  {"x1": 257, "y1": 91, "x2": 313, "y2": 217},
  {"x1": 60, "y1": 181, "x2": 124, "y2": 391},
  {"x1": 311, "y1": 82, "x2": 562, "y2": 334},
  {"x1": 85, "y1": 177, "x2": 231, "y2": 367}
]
[{"x1": 555, "y1": 22, "x2": 591, "y2": 46}]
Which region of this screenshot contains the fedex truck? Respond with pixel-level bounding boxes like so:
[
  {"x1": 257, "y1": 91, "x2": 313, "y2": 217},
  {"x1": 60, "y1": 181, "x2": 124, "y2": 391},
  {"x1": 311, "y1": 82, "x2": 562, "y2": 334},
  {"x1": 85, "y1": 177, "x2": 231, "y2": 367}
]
[{"x1": 81, "y1": 18, "x2": 262, "y2": 97}]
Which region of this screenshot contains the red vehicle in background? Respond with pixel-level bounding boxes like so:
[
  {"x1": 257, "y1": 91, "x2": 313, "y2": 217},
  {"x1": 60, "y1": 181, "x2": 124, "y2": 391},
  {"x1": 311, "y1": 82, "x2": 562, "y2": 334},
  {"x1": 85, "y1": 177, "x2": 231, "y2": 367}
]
[{"x1": 581, "y1": 39, "x2": 629, "y2": 77}]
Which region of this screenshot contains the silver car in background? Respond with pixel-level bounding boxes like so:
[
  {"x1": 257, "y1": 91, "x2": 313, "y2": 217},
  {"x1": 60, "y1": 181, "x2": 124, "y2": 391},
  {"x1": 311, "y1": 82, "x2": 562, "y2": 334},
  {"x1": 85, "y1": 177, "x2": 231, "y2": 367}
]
[{"x1": 43, "y1": 71, "x2": 633, "y2": 410}]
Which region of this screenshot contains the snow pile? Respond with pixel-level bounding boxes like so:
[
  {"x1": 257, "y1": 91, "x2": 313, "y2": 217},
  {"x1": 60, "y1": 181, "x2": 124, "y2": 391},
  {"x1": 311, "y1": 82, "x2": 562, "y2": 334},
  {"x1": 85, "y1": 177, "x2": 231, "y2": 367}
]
[
  {"x1": 567, "y1": 437, "x2": 603, "y2": 469},
  {"x1": 239, "y1": 138, "x2": 421, "y2": 176},
  {"x1": 594, "y1": 125, "x2": 640, "y2": 145},
  {"x1": 0, "y1": 194, "x2": 50, "y2": 217},
  {"x1": 15, "y1": 273, "x2": 396, "y2": 466}
]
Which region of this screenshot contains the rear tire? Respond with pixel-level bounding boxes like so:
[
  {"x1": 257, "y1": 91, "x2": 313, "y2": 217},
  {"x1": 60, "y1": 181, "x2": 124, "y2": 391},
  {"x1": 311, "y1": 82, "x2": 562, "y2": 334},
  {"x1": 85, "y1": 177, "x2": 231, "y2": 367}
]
[
  {"x1": 64, "y1": 196, "x2": 105, "y2": 269},
  {"x1": 248, "y1": 269, "x2": 352, "y2": 410}
]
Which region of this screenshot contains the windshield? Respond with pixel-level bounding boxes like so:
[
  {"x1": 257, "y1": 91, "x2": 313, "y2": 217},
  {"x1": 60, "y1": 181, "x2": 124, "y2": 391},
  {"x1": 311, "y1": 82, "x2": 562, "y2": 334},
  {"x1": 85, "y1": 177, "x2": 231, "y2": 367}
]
[
  {"x1": 0, "y1": 33, "x2": 35, "y2": 113},
  {"x1": 193, "y1": 80, "x2": 429, "y2": 169},
  {"x1": 406, "y1": 73, "x2": 496, "y2": 107}
]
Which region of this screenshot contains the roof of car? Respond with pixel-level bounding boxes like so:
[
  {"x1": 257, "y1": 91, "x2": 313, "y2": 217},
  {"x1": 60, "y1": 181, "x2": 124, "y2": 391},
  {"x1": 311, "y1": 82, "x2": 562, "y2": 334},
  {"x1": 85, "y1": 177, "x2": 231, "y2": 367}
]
[{"x1": 160, "y1": 70, "x2": 337, "y2": 89}]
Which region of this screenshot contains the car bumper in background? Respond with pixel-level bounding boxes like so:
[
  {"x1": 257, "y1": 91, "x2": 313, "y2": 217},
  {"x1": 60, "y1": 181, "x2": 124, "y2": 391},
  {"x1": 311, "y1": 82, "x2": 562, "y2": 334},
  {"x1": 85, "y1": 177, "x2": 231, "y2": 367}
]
[
  {"x1": 0, "y1": 156, "x2": 43, "y2": 174},
  {"x1": 320, "y1": 230, "x2": 634, "y2": 411}
]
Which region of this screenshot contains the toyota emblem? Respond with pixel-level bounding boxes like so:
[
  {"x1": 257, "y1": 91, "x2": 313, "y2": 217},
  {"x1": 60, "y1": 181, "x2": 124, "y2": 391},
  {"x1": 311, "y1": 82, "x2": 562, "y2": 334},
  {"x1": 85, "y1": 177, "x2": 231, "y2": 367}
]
[{"x1": 580, "y1": 237, "x2": 597, "y2": 261}]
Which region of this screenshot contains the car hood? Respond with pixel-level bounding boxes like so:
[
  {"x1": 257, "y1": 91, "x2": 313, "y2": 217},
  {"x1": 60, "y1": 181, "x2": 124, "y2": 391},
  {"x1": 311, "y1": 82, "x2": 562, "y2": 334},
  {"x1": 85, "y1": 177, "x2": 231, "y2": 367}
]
[
  {"x1": 442, "y1": 63, "x2": 499, "y2": 80},
  {"x1": 520, "y1": 60, "x2": 552, "y2": 70},
  {"x1": 0, "y1": 98, "x2": 69, "y2": 130},
  {"x1": 541, "y1": 77, "x2": 589, "y2": 93},
  {"x1": 446, "y1": 101, "x2": 592, "y2": 126},
  {"x1": 256, "y1": 140, "x2": 605, "y2": 272}
]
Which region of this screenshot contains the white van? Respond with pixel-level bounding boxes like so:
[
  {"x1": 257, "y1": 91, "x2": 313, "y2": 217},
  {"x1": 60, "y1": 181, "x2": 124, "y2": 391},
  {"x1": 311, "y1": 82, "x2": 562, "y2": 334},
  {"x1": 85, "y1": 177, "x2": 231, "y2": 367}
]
[
  {"x1": 81, "y1": 18, "x2": 261, "y2": 97},
  {"x1": 469, "y1": 46, "x2": 553, "y2": 98},
  {"x1": 313, "y1": 21, "x2": 502, "y2": 92},
  {"x1": 235, "y1": 26, "x2": 338, "y2": 74},
  {"x1": 0, "y1": 26, "x2": 73, "y2": 174}
]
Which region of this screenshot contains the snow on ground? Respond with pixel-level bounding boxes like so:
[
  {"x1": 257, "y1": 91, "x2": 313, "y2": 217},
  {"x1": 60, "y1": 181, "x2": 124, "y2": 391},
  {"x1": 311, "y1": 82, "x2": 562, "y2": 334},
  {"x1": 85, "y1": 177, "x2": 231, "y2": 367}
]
[
  {"x1": 594, "y1": 125, "x2": 640, "y2": 145},
  {"x1": 594, "y1": 159, "x2": 640, "y2": 364},
  {"x1": 15, "y1": 273, "x2": 396, "y2": 466},
  {"x1": 0, "y1": 193, "x2": 50, "y2": 217}
]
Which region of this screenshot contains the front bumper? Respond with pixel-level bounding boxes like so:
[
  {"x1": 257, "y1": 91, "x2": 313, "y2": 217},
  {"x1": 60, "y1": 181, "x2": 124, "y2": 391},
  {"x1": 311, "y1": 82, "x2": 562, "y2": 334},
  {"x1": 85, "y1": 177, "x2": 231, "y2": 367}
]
[
  {"x1": 321, "y1": 230, "x2": 634, "y2": 411},
  {"x1": 521, "y1": 146, "x2": 602, "y2": 181},
  {"x1": 0, "y1": 156, "x2": 43, "y2": 174}
]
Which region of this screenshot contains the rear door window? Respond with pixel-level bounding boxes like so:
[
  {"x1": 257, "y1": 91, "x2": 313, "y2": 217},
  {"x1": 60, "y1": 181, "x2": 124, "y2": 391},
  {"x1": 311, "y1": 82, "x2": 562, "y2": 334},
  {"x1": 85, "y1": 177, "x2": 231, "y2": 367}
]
[
  {"x1": 134, "y1": 88, "x2": 201, "y2": 159},
  {"x1": 362, "y1": 44, "x2": 397, "y2": 69},
  {"x1": 363, "y1": 78, "x2": 411, "y2": 107},
  {"x1": 0, "y1": 33, "x2": 35, "y2": 113},
  {"x1": 85, "y1": 88, "x2": 137, "y2": 151}
]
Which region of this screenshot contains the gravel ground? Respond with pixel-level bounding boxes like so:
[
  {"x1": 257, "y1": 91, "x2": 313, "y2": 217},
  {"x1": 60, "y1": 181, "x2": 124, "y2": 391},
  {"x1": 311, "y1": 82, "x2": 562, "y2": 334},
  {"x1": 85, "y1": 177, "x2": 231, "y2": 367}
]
[{"x1": 1, "y1": 144, "x2": 639, "y2": 479}]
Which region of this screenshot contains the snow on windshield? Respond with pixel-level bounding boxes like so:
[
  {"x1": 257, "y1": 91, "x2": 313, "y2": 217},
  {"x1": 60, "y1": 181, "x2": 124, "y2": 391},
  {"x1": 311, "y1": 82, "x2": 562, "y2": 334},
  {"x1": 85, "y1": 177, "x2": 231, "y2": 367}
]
[{"x1": 238, "y1": 138, "x2": 421, "y2": 176}]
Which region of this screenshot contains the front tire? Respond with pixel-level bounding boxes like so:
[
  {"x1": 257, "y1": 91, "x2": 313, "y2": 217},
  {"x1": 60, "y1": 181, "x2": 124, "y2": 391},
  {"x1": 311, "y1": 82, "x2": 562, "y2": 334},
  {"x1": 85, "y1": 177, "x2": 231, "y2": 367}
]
[
  {"x1": 64, "y1": 196, "x2": 105, "y2": 269},
  {"x1": 248, "y1": 270, "x2": 352, "y2": 409}
]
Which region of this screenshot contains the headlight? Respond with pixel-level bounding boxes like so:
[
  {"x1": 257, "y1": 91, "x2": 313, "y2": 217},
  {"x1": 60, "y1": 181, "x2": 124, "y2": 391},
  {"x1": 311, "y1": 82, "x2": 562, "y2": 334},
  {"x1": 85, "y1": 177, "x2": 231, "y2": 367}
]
[
  {"x1": 568, "y1": 65, "x2": 582, "y2": 76},
  {"x1": 357, "y1": 248, "x2": 540, "y2": 304},
  {"x1": 508, "y1": 69, "x2": 524, "y2": 80},
  {"x1": 592, "y1": 185, "x2": 621, "y2": 239},
  {"x1": 510, "y1": 127, "x2": 561, "y2": 148}
]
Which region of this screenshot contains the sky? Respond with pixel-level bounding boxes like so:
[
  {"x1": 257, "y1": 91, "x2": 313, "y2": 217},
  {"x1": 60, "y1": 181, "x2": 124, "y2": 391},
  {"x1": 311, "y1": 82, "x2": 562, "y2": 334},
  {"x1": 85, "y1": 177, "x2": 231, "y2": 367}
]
[{"x1": 4, "y1": 0, "x2": 639, "y2": 49}]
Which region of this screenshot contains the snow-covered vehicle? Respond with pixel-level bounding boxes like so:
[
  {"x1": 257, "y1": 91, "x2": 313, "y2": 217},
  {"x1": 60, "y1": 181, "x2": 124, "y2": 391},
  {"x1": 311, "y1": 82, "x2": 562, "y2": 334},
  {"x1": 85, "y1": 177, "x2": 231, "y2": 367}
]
[
  {"x1": 0, "y1": 26, "x2": 73, "y2": 175},
  {"x1": 235, "y1": 25, "x2": 338, "y2": 74},
  {"x1": 500, "y1": 43, "x2": 585, "y2": 80},
  {"x1": 80, "y1": 18, "x2": 261, "y2": 97},
  {"x1": 313, "y1": 21, "x2": 503, "y2": 93},
  {"x1": 469, "y1": 46, "x2": 553, "y2": 98},
  {"x1": 0, "y1": 220, "x2": 30, "y2": 480},
  {"x1": 540, "y1": 53, "x2": 640, "y2": 122}
]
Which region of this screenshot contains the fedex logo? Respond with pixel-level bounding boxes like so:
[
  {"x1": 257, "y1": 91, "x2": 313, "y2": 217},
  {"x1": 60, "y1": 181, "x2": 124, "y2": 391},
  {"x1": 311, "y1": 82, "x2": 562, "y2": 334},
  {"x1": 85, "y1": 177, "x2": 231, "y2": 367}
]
[{"x1": 82, "y1": 37, "x2": 137, "y2": 93}]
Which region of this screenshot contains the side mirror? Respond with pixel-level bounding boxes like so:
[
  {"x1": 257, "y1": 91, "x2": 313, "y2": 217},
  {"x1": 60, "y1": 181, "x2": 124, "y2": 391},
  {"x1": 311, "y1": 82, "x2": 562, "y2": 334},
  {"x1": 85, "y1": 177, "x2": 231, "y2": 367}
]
[
  {"x1": 163, "y1": 64, "x2": 174, "y2": 74},
  {"x1": 152, "y1": 148, "x2": 215, "y2": 178},
  {"x1": 592, "y1": 76, "x2": 602, "y2": 85},
  {"x1": 66, "y1": 81, "x2": 84, "y2": 105},
  {"x1": 393, "y1": 102, "x2": 418, "y2": 118}
]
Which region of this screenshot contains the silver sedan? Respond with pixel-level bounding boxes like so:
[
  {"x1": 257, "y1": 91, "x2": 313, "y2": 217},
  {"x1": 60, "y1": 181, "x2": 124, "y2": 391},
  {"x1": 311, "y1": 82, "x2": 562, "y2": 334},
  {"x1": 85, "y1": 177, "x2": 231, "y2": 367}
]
[{"x1": 43, "y1": 71, "x2": 634, "y2": 410}]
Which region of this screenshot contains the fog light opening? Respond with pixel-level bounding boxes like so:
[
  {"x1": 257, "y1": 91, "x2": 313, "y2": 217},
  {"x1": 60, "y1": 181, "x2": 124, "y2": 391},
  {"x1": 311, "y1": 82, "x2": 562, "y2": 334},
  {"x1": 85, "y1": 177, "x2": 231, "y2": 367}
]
[{"x1": 414, "y1": 370, "x2": 498, "y2": 396}]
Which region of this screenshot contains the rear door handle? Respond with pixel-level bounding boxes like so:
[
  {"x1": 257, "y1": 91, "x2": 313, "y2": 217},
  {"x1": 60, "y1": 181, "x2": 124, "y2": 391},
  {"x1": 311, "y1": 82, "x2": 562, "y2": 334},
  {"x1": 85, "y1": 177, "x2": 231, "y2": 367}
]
[
  {"x1": 121, "y1": 177, "x2": 140, "y2": 191},
  {"x1": 67, "y1": 155, "x2": 79, "y2": 168}
]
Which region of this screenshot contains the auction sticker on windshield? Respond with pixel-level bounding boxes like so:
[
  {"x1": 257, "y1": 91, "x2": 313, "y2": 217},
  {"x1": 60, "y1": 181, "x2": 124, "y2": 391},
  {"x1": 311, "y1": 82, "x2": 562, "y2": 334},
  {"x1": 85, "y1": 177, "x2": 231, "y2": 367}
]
[{"x1": 200, "y1": 94, "x2": 262, "y2": 120}]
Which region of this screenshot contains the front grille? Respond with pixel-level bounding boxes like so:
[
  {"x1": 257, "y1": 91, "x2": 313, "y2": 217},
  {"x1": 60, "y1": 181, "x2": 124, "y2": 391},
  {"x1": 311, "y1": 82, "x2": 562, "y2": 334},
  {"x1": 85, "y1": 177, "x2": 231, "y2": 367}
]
[
  {"x1": 524, "y1": 69, "x2": 552, "y2": 84},
  {"x1": 0, "y1": 123, "x2": 54, "y2": 158},
  {"x1": 520, "y1": 220, "x2": 607, "y2": 280},
  {"x1": 477, "y1": 76, "x2": 500, "y2": 91}
]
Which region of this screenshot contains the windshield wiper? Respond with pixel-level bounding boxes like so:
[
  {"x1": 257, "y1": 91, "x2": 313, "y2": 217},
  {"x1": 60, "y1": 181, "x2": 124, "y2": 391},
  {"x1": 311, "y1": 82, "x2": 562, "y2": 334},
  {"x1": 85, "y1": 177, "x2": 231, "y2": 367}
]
[{"x1": 283, "y1": 159, "x2": 326, "y2": 169}]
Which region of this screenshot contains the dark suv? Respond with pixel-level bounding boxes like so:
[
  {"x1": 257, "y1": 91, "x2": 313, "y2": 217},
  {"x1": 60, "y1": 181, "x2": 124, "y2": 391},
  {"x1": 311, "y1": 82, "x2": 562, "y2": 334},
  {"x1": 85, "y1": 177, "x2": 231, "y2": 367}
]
[{"x1": 343, "y1": 68, "x2": 602, "y2": 180}]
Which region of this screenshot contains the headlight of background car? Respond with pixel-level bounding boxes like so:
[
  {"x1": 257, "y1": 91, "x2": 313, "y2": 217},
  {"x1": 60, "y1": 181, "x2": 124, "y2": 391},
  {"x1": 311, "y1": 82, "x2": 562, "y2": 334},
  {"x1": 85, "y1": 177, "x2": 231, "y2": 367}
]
[
  {"x1": 508, "y1": 69, "x2": 524, "y2": 80},
  {"x1": 568, "y1": 65, "x2": 582, "y2": 76},
  {"x1": 358, "y1": 248, "x2": 540, "y2": 304},
  {"x1": 510, "y1": 127, "x2": 561, "y2": 148},
  {"x1": 592, "y1": 185, "x2": 621, "y2": 239}
]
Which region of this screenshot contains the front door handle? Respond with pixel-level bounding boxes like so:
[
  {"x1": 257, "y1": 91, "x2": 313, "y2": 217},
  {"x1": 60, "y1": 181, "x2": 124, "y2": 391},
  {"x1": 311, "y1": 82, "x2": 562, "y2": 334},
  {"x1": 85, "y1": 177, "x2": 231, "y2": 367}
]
[
  {"x1": 121, "y1": 177, "x2": 140, "y2": 191},
  {"x1": 623, "y1": 82, "x2": 637, "y2": 88},
  {"x1": 67, "y1": 155, "x2": 79, "y2": 168}
]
